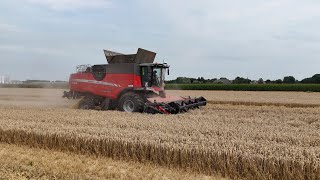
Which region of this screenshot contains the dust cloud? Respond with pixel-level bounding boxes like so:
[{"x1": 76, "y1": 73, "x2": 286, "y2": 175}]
[{"x1": 0, "y1": 88, "x2": 78, "y2": 108}]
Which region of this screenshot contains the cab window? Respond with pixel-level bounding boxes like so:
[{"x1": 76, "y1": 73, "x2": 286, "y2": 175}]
[
  {"x1": 152, "y1": 68, "x2": 162, "y2": 87},
  {"x1": 141, "y1": 66, "x2": 152, "y2": 87}
]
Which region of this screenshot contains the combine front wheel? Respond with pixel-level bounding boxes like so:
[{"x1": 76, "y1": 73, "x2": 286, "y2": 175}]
[{"x1": 118, "y1": 92, "x2": 144, "y2": 113}]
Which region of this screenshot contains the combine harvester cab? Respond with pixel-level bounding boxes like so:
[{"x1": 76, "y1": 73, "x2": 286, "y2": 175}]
[{"x1": 63, "y1": 48, "x2": 207, "y2": 114}]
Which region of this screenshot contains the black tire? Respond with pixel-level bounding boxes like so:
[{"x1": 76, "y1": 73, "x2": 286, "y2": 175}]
[
  {"x1": 79, "y1": 98, "x2": 95, "y2": 110},
  {"x1": 118, "y1": 92, "x2": 145, "y2": 113}
]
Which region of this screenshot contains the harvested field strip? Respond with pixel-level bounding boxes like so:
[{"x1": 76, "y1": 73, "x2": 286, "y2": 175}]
[
  {"x1": 0, "y1": 105, "x2": 320, "y2": 179},
  {"x1": 208, "y1": 100, "x2": 320, "y2": 108},
  {"x1": 169, "y1": 90, "x2": 320, "y2": 105},
  {"x1": 0, "y1": 129, "x2": 319, "y2": 179},
  {"x1": 165, "y1": 84, "x2": 320, "y2": 92}
]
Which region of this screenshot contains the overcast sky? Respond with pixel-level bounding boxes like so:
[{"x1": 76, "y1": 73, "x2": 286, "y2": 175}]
[{"x1": 0, "y1": 0, "x2": 319, "y2": 81}]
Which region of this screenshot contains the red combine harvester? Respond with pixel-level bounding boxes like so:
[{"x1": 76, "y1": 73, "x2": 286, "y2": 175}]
[{"x1": 63, "y1": 48, "x2": 206, "y2": 114}]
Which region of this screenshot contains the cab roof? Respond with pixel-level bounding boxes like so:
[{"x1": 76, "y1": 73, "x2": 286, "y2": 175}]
[{"x1": 139, "y1": 63, "x2": 170, "y2": 68}]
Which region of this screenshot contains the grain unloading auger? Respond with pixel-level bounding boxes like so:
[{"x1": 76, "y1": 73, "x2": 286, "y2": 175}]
[{"x1": 63, "y1": 48, "x2": 206, "y2": 114}]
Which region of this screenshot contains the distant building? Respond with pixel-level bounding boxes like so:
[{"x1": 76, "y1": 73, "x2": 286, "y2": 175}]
[
  {"x1": 0, "y1": 75, "x2": 10, "y2": 84},
  {"x1": 213, "y1": 78, "x2": 232, "y2": 84},
  {"x1": 10, "y1": 80, "x2": 23, "y2": 84},
  {"x1": 24, "y1": 80, "x2": 50, "y2": 84}
]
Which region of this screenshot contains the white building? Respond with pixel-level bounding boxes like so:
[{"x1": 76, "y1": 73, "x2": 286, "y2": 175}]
[
  {"x1": 0, "y1": 76, "x2": 4, "y2": 84},
  {"x1": 0, "y1": 75, "x2": 10, "y2": 84},
  {"x1": 10, "y1": 80, "x2": 23, "y2": 84}
]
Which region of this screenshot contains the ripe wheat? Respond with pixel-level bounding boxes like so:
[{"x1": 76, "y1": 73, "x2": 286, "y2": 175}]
[{"x1": 0, "y1": 104, "x2": 319, "y2": 179}]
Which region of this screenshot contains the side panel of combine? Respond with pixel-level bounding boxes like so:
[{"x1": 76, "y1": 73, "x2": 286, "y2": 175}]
[{"x1": 69, "y1": 63, "x2": 142, "y2": 100}]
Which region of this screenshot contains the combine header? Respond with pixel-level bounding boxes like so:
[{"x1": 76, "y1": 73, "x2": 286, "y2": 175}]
[{"x1": 63, "y1": 48, "x2": 206, "y2": 114}]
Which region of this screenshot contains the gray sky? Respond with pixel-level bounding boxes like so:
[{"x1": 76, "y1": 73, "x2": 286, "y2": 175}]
[{"x1": 0, "y1": 0, "x2": 319, "y2": 81}]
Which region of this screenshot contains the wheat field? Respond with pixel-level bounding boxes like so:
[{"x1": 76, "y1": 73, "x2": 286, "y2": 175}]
[
  {"x1": 0, "y1": 143, "x2": 218, "y2": 180},
  {"x1": 0, "y1": 88, "x2": 319, "y2": 179}
]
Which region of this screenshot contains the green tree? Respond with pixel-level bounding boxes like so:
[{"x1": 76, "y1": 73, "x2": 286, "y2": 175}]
[
  {"x1": 258, "y1": 78, "x2": 264, "y2": 84},
  {"x1": 274, "y1": 79, "x2": 283, "y2": 84},
  {"x1": 283, "y1": 76, "x2": 296, "y2": 84},
  {"x1": 265, "y1": 79, "x2": 272, "y2": 84},
  {"x1": 233, "y1": 77, "x2": 251, "y2": 84},
  {"x1": 301, "y1": 74, "x2": 320, "y2": 84},
  {"x1": 176, "y1": 77, "x2": 191, "y2": 84}
]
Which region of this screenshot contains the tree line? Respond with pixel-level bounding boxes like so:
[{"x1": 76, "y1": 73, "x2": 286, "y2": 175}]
[{"x1": 165, "y1": 74, "x2": 320, "y2": 84}]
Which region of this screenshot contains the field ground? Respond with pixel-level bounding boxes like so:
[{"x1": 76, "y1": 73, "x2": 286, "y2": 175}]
[
  {"x1": 169, "y1": 90, "x2": 320, "y2": 106},
  {"x1": 165, "y1": 84, "x2": 320, "y2": 92},
  {"x1": 0, "y1": 88, "x2": 319, "y2": 179},
  {"x1": 1, "y1": 88, "x2": 320, "y2": 107},
  {"x1": 0, "y1": 143, "x2": 217, "y2": 180},
  {"x1": 0, "y1": 88, "x2": 72, "y2": 107}
]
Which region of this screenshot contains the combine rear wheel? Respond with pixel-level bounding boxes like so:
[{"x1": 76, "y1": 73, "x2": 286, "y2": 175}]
[
  {"x1": 79, "y1": 98, "x2": 95, "y2": 110},
  {"x1": 118, "y1": 92, "x2": 144, "y2": 113}
]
